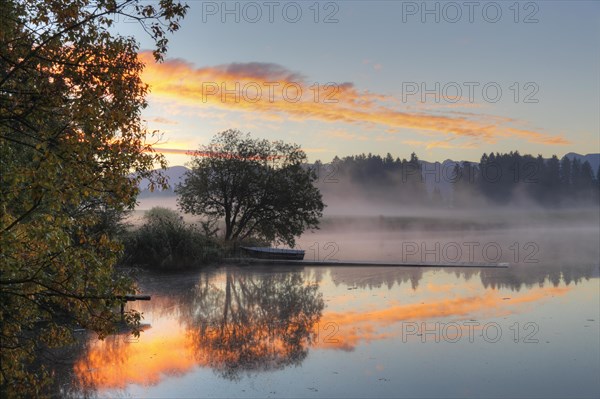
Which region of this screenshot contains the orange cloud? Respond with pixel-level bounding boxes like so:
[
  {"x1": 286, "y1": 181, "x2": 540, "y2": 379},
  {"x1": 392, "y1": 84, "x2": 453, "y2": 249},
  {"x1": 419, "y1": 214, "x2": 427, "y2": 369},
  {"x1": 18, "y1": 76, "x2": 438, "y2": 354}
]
[
  {"x1": 506, "y1": 128, "x2": 570, "y2": 145},
  {"x1": 149, "y1": 147, "x2": 283, "y2": 160},
  {"x1": 139, "y1": 52, "x2": 569, "y2": 146},
  {"x1": 152, "y1": 147, "x2": 195, "y2": 155}
]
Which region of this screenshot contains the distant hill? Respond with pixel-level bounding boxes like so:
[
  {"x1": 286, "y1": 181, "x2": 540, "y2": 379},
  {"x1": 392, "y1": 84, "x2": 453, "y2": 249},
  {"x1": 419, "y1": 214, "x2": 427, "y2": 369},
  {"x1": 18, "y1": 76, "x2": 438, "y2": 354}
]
[
  {"x1": 563, "y1": 153, "x2": 600, "y2": 175},
  {"x1": 419, "y1": 159, "x2": 459, "y2": 197},
  {"x1": 137, "y1": 165, "x2": 189, "y2": 198}
]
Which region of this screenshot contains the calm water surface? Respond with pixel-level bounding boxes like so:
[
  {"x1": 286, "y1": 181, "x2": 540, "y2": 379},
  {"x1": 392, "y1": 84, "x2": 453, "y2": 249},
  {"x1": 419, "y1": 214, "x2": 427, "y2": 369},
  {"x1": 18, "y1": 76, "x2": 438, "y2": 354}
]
[{"x1": 59, "y1": 222, "x2": 600, "y2": 398}]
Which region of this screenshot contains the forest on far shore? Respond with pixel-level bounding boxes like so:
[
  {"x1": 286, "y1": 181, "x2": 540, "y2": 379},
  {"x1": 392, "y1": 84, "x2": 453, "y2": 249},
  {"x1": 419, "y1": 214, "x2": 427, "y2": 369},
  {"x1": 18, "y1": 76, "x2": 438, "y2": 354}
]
[{"x1": 313, "y1": 151, "x2": 600, "y2": 207}]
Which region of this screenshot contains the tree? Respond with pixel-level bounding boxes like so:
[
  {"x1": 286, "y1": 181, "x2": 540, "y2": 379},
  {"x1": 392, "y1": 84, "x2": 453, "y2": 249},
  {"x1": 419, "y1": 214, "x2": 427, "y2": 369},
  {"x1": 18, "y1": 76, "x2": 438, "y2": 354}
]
[
  {"x1": 451, "y1": 161, "x2": 480, "y2": 207},
  {"x1": 577, "y1": 161, "x2": 596, "y2": 202},
  {"x1": 0, "y1": 0, "x2": 187, "y2": 395},
  {"x1": 176, "y1": 130, "x2": 324, "y2": 247},
  {"x1": 537, "y1": 155, "x2": 561, "y2": 205}
]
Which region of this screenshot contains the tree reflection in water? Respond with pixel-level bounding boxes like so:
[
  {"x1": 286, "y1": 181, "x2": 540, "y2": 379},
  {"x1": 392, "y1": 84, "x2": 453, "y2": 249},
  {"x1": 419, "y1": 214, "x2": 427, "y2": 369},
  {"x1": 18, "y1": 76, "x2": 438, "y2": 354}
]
[
  {"x1": 55, "y1": 263, "x2": 598, "y2": 396},
  {"x1": 60, "y1": 268, "x2": 323, "y2": 396},
  {"x1": 181, "y1": 269, "x2": 324, "y2": 380}
]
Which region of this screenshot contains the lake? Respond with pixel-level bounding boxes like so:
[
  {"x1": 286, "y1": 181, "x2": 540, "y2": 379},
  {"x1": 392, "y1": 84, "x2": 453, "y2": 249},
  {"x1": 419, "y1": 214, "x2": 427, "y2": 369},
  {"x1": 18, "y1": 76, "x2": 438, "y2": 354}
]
[{"x1": 56, "y1": 213, "x2": 600, "y2": 398}]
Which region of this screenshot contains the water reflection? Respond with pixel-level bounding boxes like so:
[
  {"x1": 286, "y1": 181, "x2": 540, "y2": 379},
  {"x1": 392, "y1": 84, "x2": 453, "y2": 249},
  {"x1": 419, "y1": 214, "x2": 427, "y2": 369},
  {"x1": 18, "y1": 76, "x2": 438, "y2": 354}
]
[
  {"x1": 326, "y1": 263, "x2": 597, "y2": 291},
  {"x1": 181, "y1": 270, "x2": 324, "y2": 379},
  {"x1": 71, "y1": 268, "x2": 323, "y2": 393},
  {"x1": 322, "y1": 283, "x2": 571, "y2": 351},
  {"x1": 61, "y1": 263, "x2": 599, "y2": 398},
  {"x1": 72, "y1": 317, "x2": 196, "y2": 393}
]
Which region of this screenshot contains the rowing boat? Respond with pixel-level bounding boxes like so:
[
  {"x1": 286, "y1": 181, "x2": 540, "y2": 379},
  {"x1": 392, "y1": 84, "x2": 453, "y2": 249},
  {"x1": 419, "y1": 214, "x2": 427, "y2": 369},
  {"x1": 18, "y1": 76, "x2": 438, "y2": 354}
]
[{"x1": 240, "y1": 246, "x2": 305, "y2": 260}]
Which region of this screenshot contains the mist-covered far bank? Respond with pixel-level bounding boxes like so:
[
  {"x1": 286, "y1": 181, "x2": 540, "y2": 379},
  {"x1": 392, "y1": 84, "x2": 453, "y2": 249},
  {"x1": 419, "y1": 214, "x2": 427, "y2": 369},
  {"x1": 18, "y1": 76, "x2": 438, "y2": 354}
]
[
  {"x1": 131, "y1": 150, "x2": 599, "y2": 273},
  {"x1": 135, "y1": 150, "x2": 599, "y2": 213},
  {"x1": 313, "y1": 151, "x2": 600, "y2": 210},
  {"x1": 132, "y1": 165, "x2": 599, "y2": 267}
]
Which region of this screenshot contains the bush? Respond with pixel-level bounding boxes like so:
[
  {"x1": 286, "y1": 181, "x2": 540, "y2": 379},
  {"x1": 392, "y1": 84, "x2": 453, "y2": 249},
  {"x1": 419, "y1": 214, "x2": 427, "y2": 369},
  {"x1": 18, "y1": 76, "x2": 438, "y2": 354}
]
[{"x1": 124, "y1": 207, "x2": 221, "y2": 270}]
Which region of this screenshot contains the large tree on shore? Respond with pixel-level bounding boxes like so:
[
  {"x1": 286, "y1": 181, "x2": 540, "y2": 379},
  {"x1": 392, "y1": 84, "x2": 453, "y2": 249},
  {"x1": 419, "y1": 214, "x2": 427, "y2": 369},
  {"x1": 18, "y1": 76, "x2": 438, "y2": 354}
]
[
  {"x1": 176, "y1": 130, "x2": 324, "y2": 247},
  {"x1": 0, "y1": 0, "x2": 186, "y2": 395}
]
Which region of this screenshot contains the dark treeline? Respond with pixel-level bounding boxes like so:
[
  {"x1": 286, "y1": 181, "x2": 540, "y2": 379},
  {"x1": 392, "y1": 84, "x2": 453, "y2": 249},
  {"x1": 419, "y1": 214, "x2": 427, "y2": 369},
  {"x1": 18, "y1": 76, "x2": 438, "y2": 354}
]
[{"x1": 313, "y1": 151, "x2": 600, "y2": 207}]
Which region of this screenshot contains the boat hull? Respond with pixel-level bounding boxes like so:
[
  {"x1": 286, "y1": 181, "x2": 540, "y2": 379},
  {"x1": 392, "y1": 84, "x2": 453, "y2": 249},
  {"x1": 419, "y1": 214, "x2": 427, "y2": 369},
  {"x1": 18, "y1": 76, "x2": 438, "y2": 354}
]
[{"x1": 240, "y1": 246, "x2": 305, "y2": 260}]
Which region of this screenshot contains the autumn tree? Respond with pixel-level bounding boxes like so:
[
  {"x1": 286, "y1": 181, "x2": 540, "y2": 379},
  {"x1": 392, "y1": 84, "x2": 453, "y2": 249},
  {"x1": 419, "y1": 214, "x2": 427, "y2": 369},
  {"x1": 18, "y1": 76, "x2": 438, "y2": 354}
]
[
  {"x1": 0, "y1": 0, "x2": 186, "y2": 395},
  {"x1": 176, "y1": 130, "x2": 325, "y2": 247}
]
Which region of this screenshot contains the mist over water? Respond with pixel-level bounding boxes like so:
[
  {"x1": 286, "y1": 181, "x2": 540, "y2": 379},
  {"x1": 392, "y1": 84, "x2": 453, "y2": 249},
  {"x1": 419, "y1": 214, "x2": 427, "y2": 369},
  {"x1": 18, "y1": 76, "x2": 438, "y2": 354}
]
[
  {"x1": 135, "y1": 179, "x2": 600, "y2": 272},
  {"x1": 103, "y1": 166, "x2": 600, "y2": 398},
  {"x1": 299, "y1": 194, "x2": 599, "y2": 261}
]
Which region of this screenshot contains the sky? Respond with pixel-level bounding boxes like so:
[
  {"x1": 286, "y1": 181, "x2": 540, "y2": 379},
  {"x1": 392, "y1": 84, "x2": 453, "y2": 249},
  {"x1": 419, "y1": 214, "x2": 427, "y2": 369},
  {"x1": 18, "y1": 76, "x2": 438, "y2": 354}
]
[{"x1": 116, "y1": 1, "x2": 600, "y2": 165}]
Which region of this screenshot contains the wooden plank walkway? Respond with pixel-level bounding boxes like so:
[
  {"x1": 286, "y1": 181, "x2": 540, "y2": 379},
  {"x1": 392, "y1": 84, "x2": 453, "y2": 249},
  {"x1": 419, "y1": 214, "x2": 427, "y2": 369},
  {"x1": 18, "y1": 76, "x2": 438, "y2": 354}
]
[{"x1": 223, "y1": 258, "x2": 509, "y2": 268}]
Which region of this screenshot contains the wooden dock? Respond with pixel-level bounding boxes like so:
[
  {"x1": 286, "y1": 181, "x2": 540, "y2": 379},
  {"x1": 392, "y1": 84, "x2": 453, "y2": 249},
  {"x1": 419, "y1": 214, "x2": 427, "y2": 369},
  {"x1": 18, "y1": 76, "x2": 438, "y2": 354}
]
[
  {"x1": 119, "y1": 294, "x2": 151, "y2": 301},
  {"x1": 223, "y1": 258, "x2": 509, "y2": 268},
  {"x1": 118, "y1": 294, "x2": 151, "y2": 320}
]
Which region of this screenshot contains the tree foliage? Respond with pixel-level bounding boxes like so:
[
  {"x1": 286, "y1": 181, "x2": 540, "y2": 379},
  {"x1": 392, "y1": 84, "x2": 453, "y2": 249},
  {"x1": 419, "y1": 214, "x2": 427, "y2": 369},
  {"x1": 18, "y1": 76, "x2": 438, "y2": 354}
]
[
  {"x1": 475, "y1": 152, "x2": 598, "y2": 205},
  {"x1": 318, "y1": 152, "x2": 428, "y2": 205},
  {"x1": 315, "y1": 151, "x2": 599, "y2": 207},
  {"x1": 176, "y1": 130, "x2": 325, "y2": 247},
  {"x1": 0, "y1": 0, "x2": 186, "y2": 395}
]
